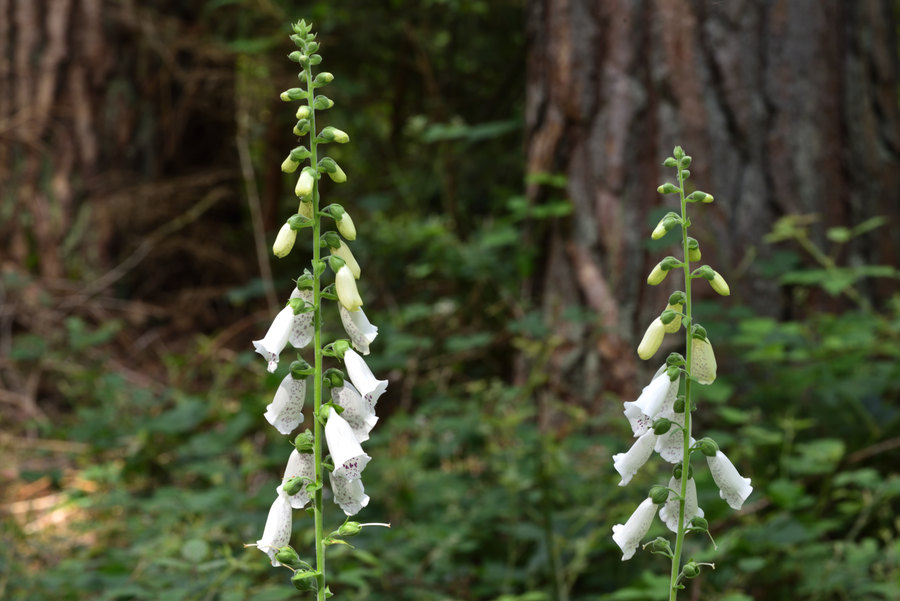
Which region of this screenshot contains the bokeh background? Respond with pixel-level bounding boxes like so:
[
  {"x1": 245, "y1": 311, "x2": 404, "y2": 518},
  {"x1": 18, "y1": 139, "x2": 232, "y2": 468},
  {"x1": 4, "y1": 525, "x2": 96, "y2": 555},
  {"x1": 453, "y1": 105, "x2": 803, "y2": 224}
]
[{"x1": 2, "y1": 1, "x2": 899, "y2": 600}]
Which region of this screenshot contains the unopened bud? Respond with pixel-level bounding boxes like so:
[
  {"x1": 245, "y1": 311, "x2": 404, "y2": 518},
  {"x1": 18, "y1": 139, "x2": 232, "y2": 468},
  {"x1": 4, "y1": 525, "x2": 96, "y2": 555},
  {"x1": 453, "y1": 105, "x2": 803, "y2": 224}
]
[
  {"x1": 332, "y1": 339, "x2": 351, "y2": 359},
  {"x1": 673, "y1": 146, "x2": 684, "y2": 160},
  {"x1": 659, "y1": 309, "x2": 677, "y2": 325},
  {"x1": 296, "y1": 105, "x2": 311, "y2": 120},
  {"x1": 709, "y1": 271, "x2": 730, "y2": 296},
  {"x1": 657, "y1": 182, "x2": 679, "y2": 194},
  {"x1": 649, "y1": 485, "x2": 670, "y2": 505},
  {"x1": 280, "y1": 88, "x2": 305, "y2": 102},
  {"x1": 323, "y1": 368, "x2": 346, "y2": 388},
  {"x1": 319, "y1": 126, "x2": 349, "y2": 143},
  {"x1": 313, "y1": 95, "x2": 334, "y2": 110},
  {"x1": 637, "y1": 318, "x2": 665, "y2": 360},
  {"x1": 293, "y1": 119, "x2": 310, "y2": 137},
  {"x1": 652, "y1": 418, "x2": 673, "y2": 435},
  {"x1": 291, "y1": 570, "x2": 317, "y2": 591},
  {"x1": 294, "y1": 430, "x2": 315, "y2": 453},
  {"x1": 695, "y1": 437, "x2": 719, "y2": 457},
  {"x1": 335, "y1": 265, "x2": 363, "y2": 311},
  {"x1": 666, "y1": 352, "x2": 685, "y2": 367},
  {"x1": 663, "y1": 157, "x2": 678, "y2": 167},
  {"x1": 331, "y1": 241, "x2": 361, "y2": 279},
  {"x1": 281, "y1": 156, "x2": 300, "y2": 173},
  {"x1": 290, "y1": 358, "x2": 312, "y2": 377},
  {"x1": 315, "y1": 72, "x2": 334, "y2": 84},
  {"x1": 681, "y1": 169, "x2": 690, "y2": 180},
  {"x1": 322, "y1": 231, "x2": 342, "y2": 249},
  {"x1": 336, "y1": 211, "x2": 356, "y2": 241},
  {"x1": 663, "y1": 302, "x2": 683, "y2": 333},
  {"x1": 273, "y1": 223, "x2": 297, "y2": 258},
  {"x1": 295, "y1": 168, "x2": 315, "y2": 198},
  {"x1": 680, "y1": 155, "x2": 692, "y2": 167},
  {"x1": 687, "y1": 237, "x2": 701, "y2": 262}
]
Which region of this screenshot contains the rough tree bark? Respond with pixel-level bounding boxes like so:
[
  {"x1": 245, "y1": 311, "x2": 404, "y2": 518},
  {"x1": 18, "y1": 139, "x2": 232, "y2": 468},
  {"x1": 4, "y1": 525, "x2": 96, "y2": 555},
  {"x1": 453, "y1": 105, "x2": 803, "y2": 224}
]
[{"x1": 525, "y1": 0, "x2": 900, "y2": 402}]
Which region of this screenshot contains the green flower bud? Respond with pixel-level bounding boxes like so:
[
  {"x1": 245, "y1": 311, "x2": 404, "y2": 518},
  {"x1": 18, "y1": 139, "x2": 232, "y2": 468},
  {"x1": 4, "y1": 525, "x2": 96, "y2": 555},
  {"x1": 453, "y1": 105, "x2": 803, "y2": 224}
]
[
  {"x1": 668, "y1": 291, "x2": 686, "y2": 305},
  {"x1": 680, "y1": 155, "x2": 692, "y2": 167},
  {"x1": 328, "y1": 255, "x2": 346, "y2": 273},
  {"x1": 319, "y1": 157, "x2": 347, "y2": 183},
  {"x1": 663, "y1": 302, "x2": 683, "y2": 333},
  {"x1": 687, "y1": 237, "x2": 701, "y2": 262},
  {"x1": 295, "y1": 271, "x2": 314, "y2": 290},
  {"x1": 647, "y1": 263, "x2": 668, "y2": 286},
  {"x1": 652, "y1": 417, "x2": 673, "y2": 435},
  {"x1": 282, "y1": 476, "x2": 305, "y2": 496},
  {"x1": 695, "y1": 437, "x2": 719, "y2": 457},
  {"x1": 657, "y1": 182, "x2": 679, "y2": 194},
  {"x1": 322, "y1": 231, "x2": 342, "y2": 249},
  {"x1": 689, "y1": 516, "x2": 708, "y2": 531},
  {"x1": 659, "y1": 309, "x2": 677, "y2": 325},
  {"x1": 665, "y1": 365, "x2": 680, "y2": 381},
  {"x1": 323, "y1": 368, "x2": 346, "y2": 388},
  {"x1": 673, "y1": 397, "x2": 685, "y2": 413},
  {"x1": 681, "y1": 169, "x2": 691, "y2": 180},
  {"x1": 313, "y1": 95, "x2": 334, "y2": 110},
  {"x1": 273, "y1": 223, "x2": 297, "y2": 258},
  {"x1": 649, "y1": 485, "x2": 670, "y2": 505},
  {"x1": 651, "y1": 212, "x2": 681, "y2": 240},
  {"x1": 337, "y1": 521, "x2": 362, "y2": 537},
  {"x1": 666, "y1": 352, "x2": 685, "y2": 367},
  {"x1": 332, "y1": 339, "x2": 351, "y2": 359},
  {"x1": 281, "y1": 156, "x2": 300, "y2": 173},
  {"x1": 291, "y1": 570, "x2": 317, "y2": 591},
  {"x1": 294, "y1": 430, "x2": 315, "y2": 453},
  {"x1": 673, "y1": 145, "x2": 684, "y2": 160},
  {"x1": 296, "y1": 105, "x2": 311, "y2": 120},
  {"x1": 709, "y1": 271, "x2": 730, "y2": 296},
  {"x1": 315, "y1": 72, "x2": 334, "y2": 85},
  {"x1": 690, "y1": 324, "x2": 708, "y2": 341},
  {"x1": 319, "y1": 126, "x2": 349, "y2": 143},
  {"x1": 290, "y1": 145, "x2": 311, "y2": 161},
  {"x1": 287, "y1": 213, "x2": 312, "y2": 230},
  {"x1": 274, "y1": 546, "x2": 303, "y2": 569},
  {"x1": 682, "y1": 562, "x2": 701, "y2": 579},
  {"x1": 290, "y1": 358, "x2": 312, "y2": 378},
  {"x1": 663, "y1": 157, "x2": 678, "y2": 167},
  {"x1": 280, "y1": 88, "x2": 305, "y2": 102},
  {"x1": 309, "y1": 54, "x2": 322, "y2": 66},
  {"x1": 288, "y1": 51, "x2": 303, "y2": 63},
  {"x1": 293, "y1": 119, "x2": 310, "y2": 137},
  {"x1": 672, "y1": 463, "x2": 694, "y2": 480}
]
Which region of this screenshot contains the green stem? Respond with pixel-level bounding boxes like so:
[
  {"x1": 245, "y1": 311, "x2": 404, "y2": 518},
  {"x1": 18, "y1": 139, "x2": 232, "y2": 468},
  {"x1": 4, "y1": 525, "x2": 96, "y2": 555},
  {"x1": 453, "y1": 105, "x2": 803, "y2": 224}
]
[
  {"x1": 306, "y1": 61, "x2": 327, "y2": 601},
  {"x1": 668, "y1": 167, "x2": 693, "y2": 601}
]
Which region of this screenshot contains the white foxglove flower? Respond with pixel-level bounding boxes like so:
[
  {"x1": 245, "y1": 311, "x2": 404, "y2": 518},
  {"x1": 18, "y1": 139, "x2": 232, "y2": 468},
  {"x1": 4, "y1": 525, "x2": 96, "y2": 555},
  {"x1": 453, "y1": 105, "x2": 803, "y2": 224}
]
[
  {"x1": 331, "y1": 381, "x2": 378, "y2": 443},
  {"x1": 264, "y1": 373, "x2": 307, "y2": 435},
  {"x1": 623, "y1": 367, "x2": 677, "y2": 435},
  {"x1": 289, "y1": 287, "x2": 314, "y2": 348},
  {"x1": 611, "y1": 498, "x2": 657, "y2": 561},
  {"x1": 325, "y1": 408, "x2": 371, "y2": 480},
  {"x1": 691, "y1": 337, "x2": 717, "y2": 385},
  {"x1": 613, "y1": 430, "x2": 658, "y2": 486},
  {"x1": 256, "y1": 492, "x2": 292, "y2": 566},
  {"x1": 335, "y1": 265, "x2": 363, "y2": 311},
  {"x1": 253, "y1": 306, "x2": 293, "y2": 373},
  {"x1": 330, "y1": 471, "x2": 369, "y2": 516},
  {"x1": 276, "y1": 449, "x2": 315, "y2": 509},
  {"x1": 653, "y1": 408, "x2": 695, "y2": 464},
  {"x1": 339, "y1": 304, "x2": 378, "y2": 355},
  {"x1": 707, "y1": 450, "x2": 753, "y2": 510},
  {"x1": 659, "y1": 476, "x2": 704, "y2": 533},
  {"x1": 344, "y1": 348, "x2": 388, "y2": 409}
]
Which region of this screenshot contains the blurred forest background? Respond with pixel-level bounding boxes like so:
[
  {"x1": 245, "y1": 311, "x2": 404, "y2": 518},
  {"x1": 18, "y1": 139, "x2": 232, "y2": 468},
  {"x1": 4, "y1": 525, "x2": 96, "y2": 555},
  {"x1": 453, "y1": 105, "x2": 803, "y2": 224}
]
[{"x1": 2, "y1": 1, "x2": 900, "y2": 600}]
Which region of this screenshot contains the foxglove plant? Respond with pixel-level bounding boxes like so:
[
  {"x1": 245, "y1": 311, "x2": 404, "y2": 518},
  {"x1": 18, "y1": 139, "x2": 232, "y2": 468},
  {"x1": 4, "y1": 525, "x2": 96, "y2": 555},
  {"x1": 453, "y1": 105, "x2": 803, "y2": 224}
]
[
  {"x1": 247, "y1": 20, "x2": 388, "y2": 598},
  {"x1": 611, "y1": 147, "x2": 752, "y2": 600}
]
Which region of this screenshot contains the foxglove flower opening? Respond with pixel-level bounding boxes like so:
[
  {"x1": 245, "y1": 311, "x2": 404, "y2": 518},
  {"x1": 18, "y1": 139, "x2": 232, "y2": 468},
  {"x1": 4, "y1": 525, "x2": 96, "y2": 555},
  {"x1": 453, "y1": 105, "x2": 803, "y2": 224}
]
[
  {"x1": 330, "y1": 471, "x2": 370, "y2": 516},
  {"x1": 335, "y1": 265, "x2": 363, "y2": 311},
  {"x1": 276, "y1": 449, "x2": 315, "y2": 509},
  {"x1": 707, "y1": 450, "x2": 753, "y2": 510},
  {"x1": 339, "y1": 304, "x2": 378, "y2": 355},
  {"x1": 330, "y1": 381, "x2": 378, "y2": 443},
  {"x1": 344, "y1": 348, "x2": 388, "y2": 409},
  {"x1": 256, "y1": 492, "x2": 293, "y2": 566},
  {"x1": 253, "y1": 306, "x2": 294, "y2": 373},
  {"x1": 691, "y1": 337, "x2": 717, "y2": 385},
  {"x1": 324, "y1": 408, "x2": 371, "y2": 480},
  {"x1": 613, "y1": 430, "x2": 658, "y2": 486},
  {"x1": 264, "y1": 373, "x2": 307, "y2": 435},
  {"x1": 289, "y1": 287, "x2": 314, "y2": 348},
  {"x1": 623, "y1": 367, "x2": 677, "y2": 429},
  {"x1": 611, "y1": 498, "x2": 657, "y2": 561},
  {"x1": 659, "y1": 476, "x2": 704, "y2": 533}
]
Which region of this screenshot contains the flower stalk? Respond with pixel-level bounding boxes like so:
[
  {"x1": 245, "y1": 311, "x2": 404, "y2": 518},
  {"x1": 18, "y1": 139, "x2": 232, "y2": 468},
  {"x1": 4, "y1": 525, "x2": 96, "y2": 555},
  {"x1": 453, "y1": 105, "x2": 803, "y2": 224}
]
[
  {"x1": 610, "y1": 147, "x2": 751, "y2": 600},
  {"x1": 250, "y1": 20, "x2": 386, "y2": 598}
]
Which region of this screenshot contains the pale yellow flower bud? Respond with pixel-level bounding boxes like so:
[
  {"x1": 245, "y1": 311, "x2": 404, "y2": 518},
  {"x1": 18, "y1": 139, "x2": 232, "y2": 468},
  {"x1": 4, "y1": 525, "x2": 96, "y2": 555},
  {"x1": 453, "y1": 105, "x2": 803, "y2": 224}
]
[
  {"x1": 281, "y1": 157, "x2": 300, "y2": 173},
  {"x1": 663, "y1": 303, "x2": 683, "y2": 333},
  {"x1": 691, "y1": 337, "x2": 717, "y2": 384},
  {"x1": 296, "y1": 105, "x2": 311, "y2": 120},
  {"x1": 709, "y1": 271, "x2": 730, "y2": 296},
  {"x1": 637, "y1": 318, "x2": 666, "y2": 360},
  {"x1": 331, "y1": 241, "x2": 361, "y2": 279},
  {"x1": 335, "y1": 265, "x2": 363, "y2": 311},
  {"x1": 651, "y1": 220, "x2": 668, "y2": 240},
  {"x1": 295, "y1": 169, "x2": 315, "y2": 198},
  {"x1": 647, "y1": 263, "x2": 668, "y2": 286},
  {"x1": 336, "y1": 212, "x2": 356, "y2": 241},
  {"x1": 298, "y1": 200, "x2": 313, "y2": 220},
  {"x1": 272, "y1": 223, "x2": 297, "y2": 258}
]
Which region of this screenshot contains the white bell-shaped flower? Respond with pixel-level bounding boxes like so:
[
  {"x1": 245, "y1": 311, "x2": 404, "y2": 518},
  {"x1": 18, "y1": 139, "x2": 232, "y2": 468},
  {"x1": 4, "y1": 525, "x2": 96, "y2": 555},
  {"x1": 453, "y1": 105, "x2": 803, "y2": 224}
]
[
  {"x1": 344, "y1": 348, "x2": 388, "y2": 409},
  {"x1": 653, "y1": 409, "x2": 695, "y2": 464},
  {"x1": 623, "y1": 366, "x2": 677, "y2": 436},
  {"x1": 253, "y1": 306, "x2": 294, "y2": 373},
  {"x1": 288, "y1": 287, "x2": 314, "y2": 349},
  {"x1": 276, "y1": 449, "x2": 315, "y2": 509},
  {"x1": 613, "y1": 430, "x2": 658, "y2": 486},
  {"x1": 611, "y1": 497, "x2": 657, "y2": 561},
  {"x1": 707, "y1": 450, "x2": 753, "y2": 510},
  {"x1": 339, "y1": 304, "x2": 378, "y2": 355},
  {"x1": 330, "y1": 471, "x2": 370, "y2": 516},
  {"x1": 256, "y1": 492, "x2": 292, "y2": 566},
  {"x1": 331, "y1": 381, "x2": 378, "y2": 443},
  {"x1": 659, "y1": 476, "x2": 704, "y2": 532},
  {"x1": 324, "y1": 408, "x2": 371, "y2": 480},
  {"x1": 264, "y1": 373, "x2": 307, "y2": 435},
  {"x1": 691, "y1": 337, "x2": 717, "y2": 385}
]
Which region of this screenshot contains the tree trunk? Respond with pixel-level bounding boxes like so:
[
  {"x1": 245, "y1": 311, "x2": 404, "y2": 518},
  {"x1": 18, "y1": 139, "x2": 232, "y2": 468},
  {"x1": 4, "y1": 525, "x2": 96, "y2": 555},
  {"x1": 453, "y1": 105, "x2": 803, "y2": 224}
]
[{"x1": 525, "y1": 0, "x2": 900, "y2": 402}]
